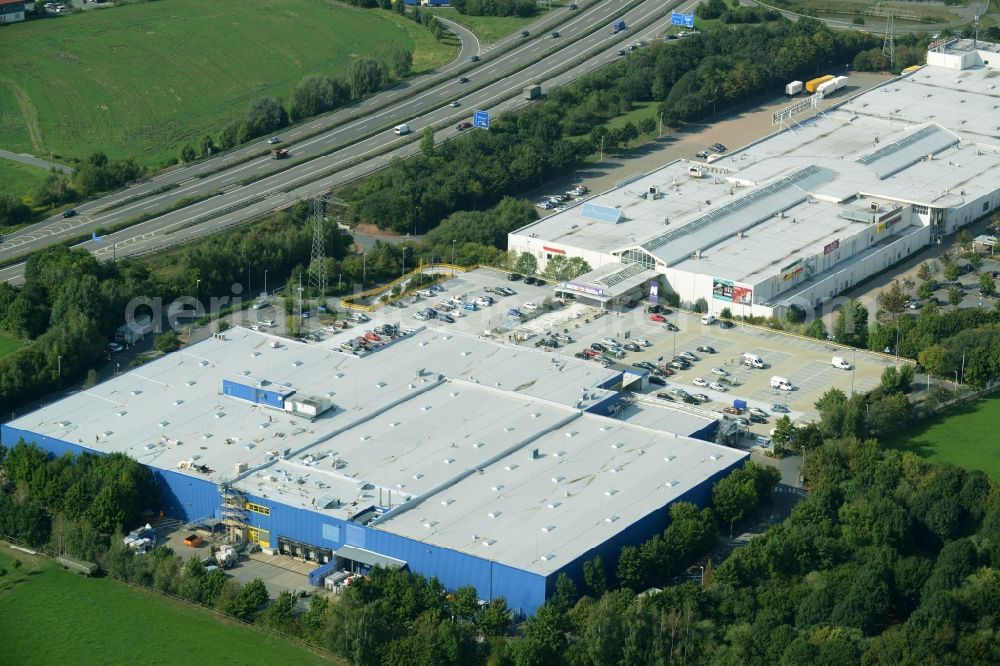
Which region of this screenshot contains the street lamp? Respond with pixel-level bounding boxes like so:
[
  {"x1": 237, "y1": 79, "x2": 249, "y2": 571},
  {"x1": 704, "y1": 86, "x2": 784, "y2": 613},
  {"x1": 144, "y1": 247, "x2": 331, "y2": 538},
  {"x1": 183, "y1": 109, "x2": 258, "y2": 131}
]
[
  {"x1": 401, "y1": 247, "x2": 408, "y2": 279},
  {"x1": 264, "y1": 269, "x2": 269, "y2": 297},
  {"x1": 658, "y1": 111, "x2": 664, "y2": 138},
  {"x1": 362, "y1": 248, "x2": 367, "y2": 287},
  {"x1": 600, "y1": 135, "x2": 605, "y2": 161},
  {"x1": 57, "y1": 355, "x2": 62, "y2": 391}
]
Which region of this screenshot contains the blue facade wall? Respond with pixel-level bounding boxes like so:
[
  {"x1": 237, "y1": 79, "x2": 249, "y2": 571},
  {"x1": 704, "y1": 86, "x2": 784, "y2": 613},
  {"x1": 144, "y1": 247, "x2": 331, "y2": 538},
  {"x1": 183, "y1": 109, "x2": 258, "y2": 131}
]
[
  {"x1": 1, "y1": 425, "x2": 95, "y2": 459},
  {"x1": 595, "y1": 372, "x2": 625, "y2": 390},
  {"x1": 586, "y1": 393, "x2": 623, "y2": 416},
  {"x1": 221, "y1": 380, "x2": 287, "y2": 409},
  {"x1": 690, "y1": 419, "x2": 719, "y2": 442},
  {"x1": 309, "y1": 561, "x2": 337, "y2": 587}
]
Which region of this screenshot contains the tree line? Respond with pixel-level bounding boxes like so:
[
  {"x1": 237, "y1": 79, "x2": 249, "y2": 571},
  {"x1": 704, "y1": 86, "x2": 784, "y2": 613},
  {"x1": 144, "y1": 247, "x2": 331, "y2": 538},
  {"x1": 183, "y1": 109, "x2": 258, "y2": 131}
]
[{"x1": 343, "y1": 18, "x2": 890, "y2": 237}]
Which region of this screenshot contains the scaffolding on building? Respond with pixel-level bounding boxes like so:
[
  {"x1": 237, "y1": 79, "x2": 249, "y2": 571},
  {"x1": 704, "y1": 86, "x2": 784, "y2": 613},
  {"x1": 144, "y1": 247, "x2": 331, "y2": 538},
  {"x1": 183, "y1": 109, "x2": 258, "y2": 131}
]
[{"x1": 219, "y1": 482, "x2": 249, "y2": 545}]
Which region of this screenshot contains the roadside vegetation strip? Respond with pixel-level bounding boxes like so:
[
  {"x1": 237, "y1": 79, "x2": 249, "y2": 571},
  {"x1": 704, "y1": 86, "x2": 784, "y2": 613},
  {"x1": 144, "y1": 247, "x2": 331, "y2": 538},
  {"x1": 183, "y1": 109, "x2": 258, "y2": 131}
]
[
  {"x1": 93, "y1": 181, "x2": 181, "y2": 214},
  {"x1": 0, "y1": 332, "x2": 25, "y2": 361},
  {"x1": 0, "y1": 0, "x2": 453, "y2": 166},
  {"x1": 0, "y1": 544, "x2": 338, "y2": 666},
  {"x1": 885, "y1": 392, "x2": 1000, "y2": 481}
]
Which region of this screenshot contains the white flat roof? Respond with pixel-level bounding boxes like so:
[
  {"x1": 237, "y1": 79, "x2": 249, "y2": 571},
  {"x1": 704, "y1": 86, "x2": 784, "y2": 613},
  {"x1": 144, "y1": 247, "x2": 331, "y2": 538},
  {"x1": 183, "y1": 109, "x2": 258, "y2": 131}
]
[
  {"x1": 378, "y1": 412, "x2": 744, "y2": 575},
  {"x1": 512, "y1": 53, "x2": 1000, "y2": 285}
]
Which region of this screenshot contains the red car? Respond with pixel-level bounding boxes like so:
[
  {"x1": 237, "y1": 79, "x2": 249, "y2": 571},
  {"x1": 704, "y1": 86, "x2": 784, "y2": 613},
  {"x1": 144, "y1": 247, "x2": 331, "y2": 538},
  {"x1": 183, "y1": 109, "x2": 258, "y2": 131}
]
[
  {"x1": 582, "y1": 348, "x2": 599, "y2": 357},
  {"x1": 658, "y1": 365, "x2": 675, "y2": 376},
  {"x1": 650, "y1": 313, "x2": 666, "y2": 322},
  {"x1": 456, "y1": 122, "x2": 472, "y2": 130}
]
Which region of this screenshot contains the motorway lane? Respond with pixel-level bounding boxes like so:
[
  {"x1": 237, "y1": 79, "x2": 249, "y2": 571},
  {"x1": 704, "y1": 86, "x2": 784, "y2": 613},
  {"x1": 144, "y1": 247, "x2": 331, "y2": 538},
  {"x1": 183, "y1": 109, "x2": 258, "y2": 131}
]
[
  {"x1": 0, "y1": 4, "x2": 593, "y2": 258},
  {"x1": 0, "y1": 0, "x2": 688, "y2": 284}
]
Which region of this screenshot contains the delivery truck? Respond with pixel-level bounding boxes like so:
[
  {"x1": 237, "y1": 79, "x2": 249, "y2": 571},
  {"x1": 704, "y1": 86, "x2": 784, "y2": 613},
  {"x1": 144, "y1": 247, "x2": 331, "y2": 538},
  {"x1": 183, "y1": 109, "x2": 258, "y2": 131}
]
[
  {"x1": 611, "y1": 18, "x2": 626, "y2": 33},
  {"x1": 805, "y1": 75, "x2": 834, "y2": 94},
  {"x1": 785, "y1": 80, "x2": 803, "y2": 96}
]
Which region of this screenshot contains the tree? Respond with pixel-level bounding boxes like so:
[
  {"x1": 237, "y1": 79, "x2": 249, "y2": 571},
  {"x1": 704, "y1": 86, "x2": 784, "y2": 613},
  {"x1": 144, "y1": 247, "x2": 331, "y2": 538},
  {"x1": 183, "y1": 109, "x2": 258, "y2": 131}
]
[
  {"x1": 917, "y1": 282, "x2": 933, "y2": 300},
  {"x1": 512, "y1": 251, "x2": 537, "y2": 276},
  {"x1": 943, "y1": 262, "x2": 959, "y2": 282},
  {"x1": 232, "y1": 577, "x2": 269, "y2": 621},
  {"x1": 421, "y1": 126, "x2": 435, "y2": 157},
  {"x1": 179, "y1": 144, "x2": 196, "y2": 163},
  {"x1": 541, "y1": 255, "x2": 591, "y2": 281},
  {"x1": 198, "y1": 135, "x2": 215, "y2": 157},
  {"x1": 583, "y1": 556, "x2": 607, "y2": 597},
  {"x1": 898, "y1": 364, "x2": 914, "y2": 393},
  {"x1": 449, "y1": 585, "x2": 479, "y2": 620},
  {"x1": 694, "y1": 297, "x2": 708, "y2": 313},
  {"x1": 978, "y1": 273, "x2": 995, "y2": 295},
  {"x1": 713, "y1": 473, "x2": 757, "y2": 535},
  {"x1": 616, "y1": 546, "x2": 644, "y2": 591},
  {"x1": 947, "y1": 286, "x2": 962, "y2": 308},
  {"x1": 917, "y1": 262, "x2": 932, "y2": 282},
  {"x1": 348, "y1": 58, "x2": 389, "y2": 98},
  {"x1": 877, "y1": 280, "x2": 907, "y2": 318},
  {"x1": 477, "y1": 597, "x2": 512, "y2": 636},
  {"x1": 154, "y1": 331, "x2": 181, "y2": 353},
  {"x1": 955, "y1": 228, "x2": 972, "y2": 252},
  {"x1": 389, "y1": 45, "x2": 414, "y2": 78},
  {"x1": 243, "y1": 97, "x2": 289, "y2": 140},
  {"x1": 771, "y1": 414, "x2": 794, "y2": 448},
  {"x1": 290, "y1": 75, "x2": 350, "y2": 121}
]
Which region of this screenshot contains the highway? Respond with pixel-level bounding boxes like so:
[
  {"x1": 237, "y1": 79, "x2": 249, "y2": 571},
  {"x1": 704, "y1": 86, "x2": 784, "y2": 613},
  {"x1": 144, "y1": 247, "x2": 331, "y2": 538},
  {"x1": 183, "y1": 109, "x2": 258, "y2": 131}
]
[{"x1": 0, "y1": 0, "x2": 696, "y2": 284}]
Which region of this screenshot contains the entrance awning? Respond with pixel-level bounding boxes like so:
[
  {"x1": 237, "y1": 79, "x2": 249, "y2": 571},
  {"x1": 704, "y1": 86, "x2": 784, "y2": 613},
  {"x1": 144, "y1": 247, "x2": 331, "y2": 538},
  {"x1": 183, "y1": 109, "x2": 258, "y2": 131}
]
[{"x1": 335, "y1": 545, "x2": 406, "y2": 570}]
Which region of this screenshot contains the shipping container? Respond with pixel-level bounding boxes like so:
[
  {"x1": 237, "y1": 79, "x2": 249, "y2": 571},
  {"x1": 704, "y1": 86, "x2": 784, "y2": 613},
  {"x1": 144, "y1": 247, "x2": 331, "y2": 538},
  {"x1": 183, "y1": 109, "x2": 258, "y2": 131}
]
[
  {"x1": 832, "y1": 75, "x2": 848, "y2": 90},
  {"x1": 222, "y1": 380, "x2": 290, "y2": 409},
  {"x1": 785, "y1": 80, "x2": 803, "y2": 96},
  {"x1": 805, "y1": 75, "x2": 834, "y2": 94}
]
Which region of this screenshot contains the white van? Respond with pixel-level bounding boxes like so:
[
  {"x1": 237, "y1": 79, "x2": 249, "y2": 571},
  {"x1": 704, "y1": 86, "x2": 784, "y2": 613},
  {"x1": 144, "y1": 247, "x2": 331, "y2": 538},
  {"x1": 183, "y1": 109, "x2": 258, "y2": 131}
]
[
  {"x1": 393, "y1": 124, "x2": 411, "y2": 135},
  {"x1": 770, "y1": 376, "x2": 793, "y2": 391},
  {"x1": 701, "y1": 314, "x2": 717, "y2": 325},
  {"x1": 743, "y1": 352, "x2": 765, "y2": 369},
  {"x1": 831, "y1": 356, "x2": 851, "y2": 370}
]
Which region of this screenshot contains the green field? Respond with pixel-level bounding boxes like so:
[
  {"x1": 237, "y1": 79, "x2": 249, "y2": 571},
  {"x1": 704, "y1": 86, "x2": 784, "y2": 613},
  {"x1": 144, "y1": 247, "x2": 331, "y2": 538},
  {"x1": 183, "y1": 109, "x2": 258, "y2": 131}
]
[
  {"x1": 0, "y1": 545, "x2": 338, "y2": 665},
  {"x1": 0, "y1": 160, "x2": 49, "y2": 202},
  {"x1": 0, "y1": 332, "x2": 25, "y2": 361},
  {"x1": 0, "y1": 0, "x2": 455, "y2": 166},
  {"x1": 885, "y1": 394, "x2": 1000, "y2": 481},
  {"x1": 426, "y1": 7, "x2": 550, "y2": 44}
]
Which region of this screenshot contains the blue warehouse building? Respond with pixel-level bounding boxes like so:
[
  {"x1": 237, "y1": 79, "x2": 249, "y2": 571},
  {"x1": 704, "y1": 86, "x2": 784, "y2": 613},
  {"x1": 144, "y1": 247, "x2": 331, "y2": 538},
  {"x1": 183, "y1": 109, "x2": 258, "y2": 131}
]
[{"x1": 2, "y1": 327, "x2": 744, "y2": 615}]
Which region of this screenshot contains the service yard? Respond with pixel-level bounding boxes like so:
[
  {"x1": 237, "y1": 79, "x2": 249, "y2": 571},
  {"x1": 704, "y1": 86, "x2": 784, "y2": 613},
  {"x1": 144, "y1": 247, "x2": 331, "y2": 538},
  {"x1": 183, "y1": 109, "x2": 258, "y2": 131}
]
[{"x1": 329, "y1": 268, "x2": 901, "y2": 441}]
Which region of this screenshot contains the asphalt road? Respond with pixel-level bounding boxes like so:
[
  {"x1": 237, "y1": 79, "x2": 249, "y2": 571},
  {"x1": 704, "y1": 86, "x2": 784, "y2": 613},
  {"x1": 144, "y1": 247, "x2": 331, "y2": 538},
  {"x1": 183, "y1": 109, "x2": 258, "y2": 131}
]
[{"x1": 0, "y1": 0, "x2": 693, "y2": 284}]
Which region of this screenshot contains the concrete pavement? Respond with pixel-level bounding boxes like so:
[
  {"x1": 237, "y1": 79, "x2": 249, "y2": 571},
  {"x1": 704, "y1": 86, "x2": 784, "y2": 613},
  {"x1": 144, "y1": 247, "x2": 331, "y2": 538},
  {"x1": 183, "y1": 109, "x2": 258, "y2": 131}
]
[{"x1": 0, "y1": 148, "x2": 73, "y2": 174}]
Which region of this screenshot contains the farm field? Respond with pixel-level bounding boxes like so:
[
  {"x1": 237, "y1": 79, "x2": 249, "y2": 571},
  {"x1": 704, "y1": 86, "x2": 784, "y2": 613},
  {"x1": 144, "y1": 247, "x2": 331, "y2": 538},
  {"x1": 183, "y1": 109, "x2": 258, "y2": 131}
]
[
  {"x1": 0, "y1": 160, "x2": 48, "y2": 203},
  {"x1": 0, "y1": 544, "x2": 339, "y2": 665},
  {"x1": 0, "y1": 0, "x2": 455, "y2": 167},
  {"x1": 0, "y1": 332, "x2": 24, "y2": 362},
  {"x1": 885, "y1": 394, "x2": 1000, "y2": 482}
]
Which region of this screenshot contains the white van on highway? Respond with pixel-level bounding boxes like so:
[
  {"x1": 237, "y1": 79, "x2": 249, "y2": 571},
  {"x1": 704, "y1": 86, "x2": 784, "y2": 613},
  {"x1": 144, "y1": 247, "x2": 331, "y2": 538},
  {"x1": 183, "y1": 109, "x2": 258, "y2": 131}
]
[{"x1": 393, "y1": 124, "x2": 411, "y2": 135}]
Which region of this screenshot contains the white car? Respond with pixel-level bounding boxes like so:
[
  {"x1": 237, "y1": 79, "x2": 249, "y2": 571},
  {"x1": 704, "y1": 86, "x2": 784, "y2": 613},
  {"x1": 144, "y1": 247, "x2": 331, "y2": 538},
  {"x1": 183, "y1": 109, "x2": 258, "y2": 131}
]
[
  {"x1": 449, "y1": 101, "x2": 460, "y2": 108},
  {"x1": 693, "y1": 377, "x2": 708, "y2": 387},
  {"x1": 601, "y1": 337, "x2": 620, "y2": 347},
  {"x1": 632, "y1": 337, "x2": 650, "y2": 347},
  {"x1": 523, "y1": 302, "x2": 538, "y2": 311},
  {"x1": 261, "y1": 319, "x2": 276, "y2": 327},
  {"x1": 253, "y1": 300, "x2": 268, "y2": 310},
  {"x1": 711, "y1": 367, "x2": 729, "y2": 377},
  {"x1": 267, "y1": 137, "x2": 281, "y2": 145},
  {"x1": 709, "y1": 382, "x2": 727, "y2": 392},
  {"x1": 107, "y1": 342, "x2": 124, "y2": 353}
]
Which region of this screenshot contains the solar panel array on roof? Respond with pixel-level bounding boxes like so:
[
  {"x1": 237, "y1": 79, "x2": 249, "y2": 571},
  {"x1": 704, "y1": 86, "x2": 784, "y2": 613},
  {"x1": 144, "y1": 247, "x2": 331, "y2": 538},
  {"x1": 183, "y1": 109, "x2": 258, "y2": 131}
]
[
  {"x1": 856, "y1": 125, "x2": 945, "y2": 165},
  {"x1": 641, "y1": 165, "x2": 826, "y2": 254},
  {"x1": 581, "y1": 202, "x2": 623, "y2": 224},
  {"x1": 595, "y1": 262, "x2": 648, "y2": 287}
]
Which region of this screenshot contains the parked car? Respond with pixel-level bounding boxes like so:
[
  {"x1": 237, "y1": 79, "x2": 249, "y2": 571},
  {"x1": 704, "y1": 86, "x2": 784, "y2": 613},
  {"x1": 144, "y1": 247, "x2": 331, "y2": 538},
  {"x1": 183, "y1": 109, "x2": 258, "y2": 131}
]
[
  {"x1": 720, "y1": 320, "x2": 735, "y2": 329},
  {"x1": 591, "y1": 342, "x2": 607, "y2": 352},
  {"x1": 750, "y1": 413, "x2": 768, "y2": 424},
  {"x1": 668, "y1": 360, "x2": 686, "y2": 370},
  {"x1": 693, "y1": 377, "x2": 708, "y2": 387},
  {"x1": 574, "y1": 352, "x2": 589, "y2": 359},
  {"x1": 507, "y1": 308, "x2": 523, "y2": 318},
  {"x1": 650, "y1": 313, "x2": 666, "y2": 322},
  {"x1": 522, "y1": 302, "x2": 538, "y2": 311},
  {"x1": 508, "y1": 273, "x2": 522, "y2": 281},
  {"x1": 678, "y1": 351, "x2": 698, "y2": 362},
  {"x1": 734, "y1": 417, "x2": 751, "y2": 427},
  {"x1": 697, "y1": 345, "x2": 717, "y2": 353},
  {"x1": 648, "y1": 376, "x2": 667, "y2": 386},
  {"x1": 709, "y1": 143, "x2": 727, "y2": 153},
  {"x1": 695, "y1": 150, "x2": 709, "y2": 159},
  {"x1": 709, "y1": 382, "x2": 727, "y2": 392},
  {"x1": 749, "y1": 407, "x2": 769, "y2": 418},
  {"x1": 107, "y1": 342, "x2": 124, "y2": 353},
  {"x1": 711, "y1": 367, "x2": 729, "y2": 377},
  {"x1": 537, "y1": 200, "x2": 555, "y2": 210},
  {"x1": 663, "y1": 322, "x2": 679, "y2": 332},
  {"x1": 690, "y1": 393, "x2": 710, "y2": 403},
  {"x1": 656, "y1": 392, "x2": 676, "y2": 402},
  {"x1": 623, "y1": 342, "x2": 642, "y2": 352},
  {"x1": 438, "y1": 314, "x2": 455, "y2": 323},
  {"x1": 771, "y1": 403, "x2": 790, "y2": 413}
]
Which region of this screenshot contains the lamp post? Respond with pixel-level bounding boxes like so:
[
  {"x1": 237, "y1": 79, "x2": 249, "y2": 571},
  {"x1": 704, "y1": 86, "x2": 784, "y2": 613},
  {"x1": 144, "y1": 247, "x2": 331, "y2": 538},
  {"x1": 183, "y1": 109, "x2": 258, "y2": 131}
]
[
  {"x1": 600, "y1": 135, "x2": 605, "y2": 161},
  {"x1": 58, "y1": 355, "x2": 62, "y2": 391},
  {"x1": 195, "y1": 279, "x2": 201, "y2": 309},
  {"x1": 713, "y1": 87, "x2": 719, "y2": 117},
  {"x1": 401, "y1": 246, "x2": 408, "y2": 279},
  {"x1": 658, "y1": 111, "x2": 664, "y2": 138},
  {"x1": 263, "y1": 269, "x2": 269, "y2": 298}
]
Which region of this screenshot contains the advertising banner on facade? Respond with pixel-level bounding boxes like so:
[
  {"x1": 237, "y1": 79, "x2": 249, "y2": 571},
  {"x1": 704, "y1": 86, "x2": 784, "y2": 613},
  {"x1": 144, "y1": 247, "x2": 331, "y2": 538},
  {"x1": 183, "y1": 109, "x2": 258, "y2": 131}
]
[
  {"x1": 732, "y1": 285, "x2": 752, "y2": 305},
  {"x1": 823, "y1": 239, "x2": 840, "y2": 255},
  {"x1": 648, "y1": 280, "x2": 659, "y2": 305},
  {"x1": 780, "y1": 261, "x2": 804, "y2": 282},
  {"x1": 712, "y1": 277, "x2": 733, "y2": 301}
]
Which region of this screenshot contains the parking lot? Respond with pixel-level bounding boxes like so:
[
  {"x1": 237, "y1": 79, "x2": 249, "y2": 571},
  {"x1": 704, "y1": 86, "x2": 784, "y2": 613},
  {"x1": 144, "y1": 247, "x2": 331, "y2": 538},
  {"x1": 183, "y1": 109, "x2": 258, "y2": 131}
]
[{"x1": 306, "y1": 268, "x2": 901, "y2": 441}]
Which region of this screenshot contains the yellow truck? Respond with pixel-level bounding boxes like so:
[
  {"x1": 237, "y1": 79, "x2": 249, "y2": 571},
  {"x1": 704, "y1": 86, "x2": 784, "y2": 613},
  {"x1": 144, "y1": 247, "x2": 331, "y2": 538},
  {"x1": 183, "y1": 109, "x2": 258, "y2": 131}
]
[{"x1": 805, "y1": 75, "x2": 834, "y2": 94}]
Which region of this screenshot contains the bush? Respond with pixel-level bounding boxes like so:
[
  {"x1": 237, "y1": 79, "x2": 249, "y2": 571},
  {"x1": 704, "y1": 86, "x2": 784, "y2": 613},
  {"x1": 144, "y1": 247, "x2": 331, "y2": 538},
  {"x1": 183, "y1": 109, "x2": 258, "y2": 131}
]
[{"x1": 693, "y1": 297, "x2": 708, "y2": 313}]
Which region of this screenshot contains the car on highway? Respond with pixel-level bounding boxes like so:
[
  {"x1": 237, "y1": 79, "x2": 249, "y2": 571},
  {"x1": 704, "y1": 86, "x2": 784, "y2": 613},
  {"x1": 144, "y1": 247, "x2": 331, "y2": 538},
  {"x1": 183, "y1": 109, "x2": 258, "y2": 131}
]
[
  {"x1": 617, "y1": 49, "x2": 627, "y2": 56},
  {"x1": 107, "y1": 342, "x2": 124, "y2": 353},
  {"x1": 693, "y1": 377, "x2": 708, "y2": 387},
  {"x1": 470, "y1": 55, "x2": 480, "y2": 62},
  {"x1": 697, "y1": 345, "x2": 716, "y2": 354},
  {"x1": 650, "y1": 313, "x2": 666, "y2": 322},
  {"x1": 521, "y1": 30, "x2": 530, "y2": 37},
  {"x1": 771, "y1": 403, "x2": 790, "y2": 413},
  {"x1": 458, "y1": 77, "x2": 469, "y2": 83},
  {"x1": 456, "y1": 122, "x2": 472, "y2": 130},
  {"x1": 450, "y1": 101, "x2": 460, "y2": 108},
  {"x1": 551, "y1": 31, "x2": 560, "y2": 38},
  {"x1": 711, "y1": 367, "x2": 729, "y2": 377},
  {"x1": 62, "y1": 209, "x2": 77, "y2": 218},
  {"x1": 709, "y1": 381, "x2": 727, "y2": 392},
  {"x1": 267, "y1": 137, "x2": 281, "y2": 144},
  {"x1": 709, "y1": 143, "x2": 727, "y2": 153}
]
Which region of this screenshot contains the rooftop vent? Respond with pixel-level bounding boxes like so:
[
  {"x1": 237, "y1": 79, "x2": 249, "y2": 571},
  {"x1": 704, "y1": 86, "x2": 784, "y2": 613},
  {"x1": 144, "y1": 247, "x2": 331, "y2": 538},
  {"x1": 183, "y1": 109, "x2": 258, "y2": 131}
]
[
  {"x1": 413, "y1": 473, "x2": 424, "y2": 480},
  {"x1": 441, "y1": 498, "x2": 455, "y2": 506},
  {"x1": 423, "y1": 520, "x2": 438, "y2": 529},
  {"x1": 505, "y1": 464, "x2": 518, "y2": 471},
  {"x1": 551, "y1": 475, "x2": 565, "y2": 483},
  {"x1": 611, "y1": 442, "x2": 624, "y2": 449},
  {"x1": 173, "y1": 399, "x2": 183, "y2": 406},
  {"x1": 185, "y1": 380, "x2": 196, "y2": 387},
  {"x1": 443, "y1": 458, "x2": 455, "y2": 465},
  {"x1": 481, "y1": 539, "x2": 496, "y2": 547},
  {"x1": 547, "y1": 501, "x2": 561, "y2": 509},
  {"x1": 491, "y1": 485, "x2": 504, "y2": 493},
  {"x1": 540, "y1": 553, "x2": 555, "y2": 561},
  {"x1": 605, "y1": 489, "x2": 618, "y2": 496},
  {"x1": 541, "y1": 525, "x2": 555, "y2": 533},
  {"x1": 158, "y1": 421, "x2": 169, "y2": 428},
  {"x1": 488, "y1": 511, "x2": 501, "y2": 519}
]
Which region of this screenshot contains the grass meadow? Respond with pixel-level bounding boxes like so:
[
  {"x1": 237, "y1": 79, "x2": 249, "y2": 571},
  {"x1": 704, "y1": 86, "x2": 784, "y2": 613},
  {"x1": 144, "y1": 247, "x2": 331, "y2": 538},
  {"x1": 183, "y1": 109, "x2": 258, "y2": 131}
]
[
  {"x1": 0, "y1": 332, "x2": 26, "y2": 361},
  {"x1": 0, "y1": 544, "x2": 339, "y2": 665},
  {"x1": 885, "y1": 393, "x2": 1000, "y2": 482},
  {"x1": 0, "y1": 0, "x2": 455, "y2": 166}
]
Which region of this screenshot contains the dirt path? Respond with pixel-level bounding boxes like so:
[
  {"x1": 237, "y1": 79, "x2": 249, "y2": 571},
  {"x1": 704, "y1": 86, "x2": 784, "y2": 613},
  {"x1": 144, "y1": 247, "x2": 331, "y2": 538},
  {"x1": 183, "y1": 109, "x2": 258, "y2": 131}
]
[{"x1": 0, "y1": 78, "x2": 44, "y2": 155}]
